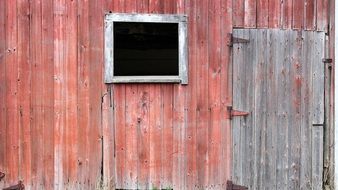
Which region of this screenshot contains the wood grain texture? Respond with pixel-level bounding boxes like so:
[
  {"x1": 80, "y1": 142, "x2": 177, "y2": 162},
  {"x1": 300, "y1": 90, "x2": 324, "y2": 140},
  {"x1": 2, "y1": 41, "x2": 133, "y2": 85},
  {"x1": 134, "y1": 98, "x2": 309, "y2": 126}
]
[
  {"x1": 316, "y1": 0, "x2": 329, "y2": 32},
  {"x1": 41, "y1": 1, "x2": 54, "y2": 189},
  {"x1": 53, "y1": 0, "x2": 66, "y2": 189},
  {"x1": 268, "y1": 0, "x2": 281, "y2": 28},
  {"x1": 172, "y1": 0, "x2": 187, "y2": 189},
  {"x1": 30, "y1": 0, "x2": 43, "y2": 188},
  {"x1": 0, "y1": 0, "x2": 332, "y2": 189},
  {"x1": 196, "y1": 0, "x2": 209, "y2": 188},
  {"x1": 281, "y1": 0, "x2": 292, "y2": 29},
  {"x1": 0, "y1": 1, "x2": 6, "y2": 188},
  {"x1": 185, "y1": 0, "x2": 197, "y2": 189},
  {"x1": 17, "y1": 0, "x2": 31, "y2": 185},
  {"x1": 244, "y1": 0, "x2": 256, "y2": 28},
  {"x1": 305, "y1": 0, "x2": 316, "y2": 30},
  {"x1": 293, "y1": 0, "x2": 305, "y2": 29},
  {"x1": 233, "y1": 0, "x2": 245, "y2": 27},
  {"x1": 232, "y1": 29, "x2": 325, "y2": 190},
  {"x1": 256, "y1": 0, "x2": 269, "y2": 28},
  {"x1": 88, "y1": 0, "x2": 104, "y2": 188},
  {"x1": 77, "y1": 0, "x2": 91, "y2": 187},
  {"x1": 5, "y1": 0, "x2": 19, "y2": 185},
  {"x1": 220, "y1": 0, "x2": 233, "y2": 187}
]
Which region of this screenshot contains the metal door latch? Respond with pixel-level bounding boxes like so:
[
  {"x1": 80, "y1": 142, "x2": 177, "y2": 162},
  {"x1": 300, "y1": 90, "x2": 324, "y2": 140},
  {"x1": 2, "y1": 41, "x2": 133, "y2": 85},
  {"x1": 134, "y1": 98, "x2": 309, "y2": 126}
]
[
  {"x1": 227, "y1": 33, "x2": 250, "y2": 47},
  {"x1": 226, "y1": 180, "x2": 248, "y2": 190},
  {"x1": 227, "y1": 106, "x2": 250, "y2": 120}
]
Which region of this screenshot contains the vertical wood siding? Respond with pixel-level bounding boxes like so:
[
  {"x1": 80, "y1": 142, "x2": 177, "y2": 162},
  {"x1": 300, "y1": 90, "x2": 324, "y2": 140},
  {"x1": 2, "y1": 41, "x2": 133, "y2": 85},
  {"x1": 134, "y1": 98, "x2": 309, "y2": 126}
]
[
  {"x1": 232, "y1": 29, "x2": 325, "y2": 190},
  {"x1": 233, "y1": 0, "x2": 329, "y2": 32},
  {"x1": 0, "y1": 0, "x2": 332, "y2": 189}
]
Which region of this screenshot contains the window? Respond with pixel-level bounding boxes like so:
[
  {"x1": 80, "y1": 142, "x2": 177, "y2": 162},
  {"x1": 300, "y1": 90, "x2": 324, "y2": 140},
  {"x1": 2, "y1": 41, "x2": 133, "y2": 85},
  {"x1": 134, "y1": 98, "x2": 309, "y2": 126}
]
[{"x1": 104, "y1": 13, "x2": 188, "y2": 84}]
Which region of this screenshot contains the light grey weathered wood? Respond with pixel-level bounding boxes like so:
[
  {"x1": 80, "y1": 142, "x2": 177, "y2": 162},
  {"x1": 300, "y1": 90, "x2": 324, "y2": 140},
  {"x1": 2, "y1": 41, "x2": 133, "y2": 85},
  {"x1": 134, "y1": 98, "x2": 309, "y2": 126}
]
[{"x1": 232, "y1": 29, "x2": 325, "y2": 190}]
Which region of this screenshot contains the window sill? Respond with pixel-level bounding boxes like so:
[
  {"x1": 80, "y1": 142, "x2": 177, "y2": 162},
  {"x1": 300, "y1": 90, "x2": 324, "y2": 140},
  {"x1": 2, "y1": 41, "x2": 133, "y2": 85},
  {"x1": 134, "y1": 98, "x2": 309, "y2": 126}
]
[{"x1": 109, "y1": 76, "x2": 182, "y2": 83}]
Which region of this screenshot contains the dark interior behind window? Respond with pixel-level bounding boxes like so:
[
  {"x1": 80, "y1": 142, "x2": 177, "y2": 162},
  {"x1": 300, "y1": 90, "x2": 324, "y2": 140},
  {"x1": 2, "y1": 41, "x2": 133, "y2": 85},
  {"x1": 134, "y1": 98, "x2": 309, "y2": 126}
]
[{"x1": 114, "y1": 22, "x2": 179, "y2": 76}]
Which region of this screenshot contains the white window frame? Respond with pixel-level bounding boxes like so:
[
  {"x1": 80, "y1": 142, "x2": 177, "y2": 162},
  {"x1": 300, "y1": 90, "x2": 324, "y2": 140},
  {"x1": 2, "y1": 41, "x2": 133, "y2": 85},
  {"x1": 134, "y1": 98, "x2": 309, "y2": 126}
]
[{"x1": 104, "y1": 13, "x2": 188, "y2": 84}]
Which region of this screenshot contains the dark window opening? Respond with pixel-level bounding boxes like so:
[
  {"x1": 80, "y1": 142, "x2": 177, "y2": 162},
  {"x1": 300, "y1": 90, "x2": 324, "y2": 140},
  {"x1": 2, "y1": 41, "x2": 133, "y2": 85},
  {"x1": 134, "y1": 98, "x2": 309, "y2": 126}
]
[{"x1": 114, "y1": 22, "x2": 179, "y2": 76}]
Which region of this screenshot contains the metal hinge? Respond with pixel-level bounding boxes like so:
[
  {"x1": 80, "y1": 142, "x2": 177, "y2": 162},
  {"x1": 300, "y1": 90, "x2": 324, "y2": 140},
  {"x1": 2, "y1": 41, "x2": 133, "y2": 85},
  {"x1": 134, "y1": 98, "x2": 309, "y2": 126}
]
[
  {"x1": 313, "y1": 123, "x2": 325, "y2": 127},
  {"x1": 227, "y1": 106, "x2": 250, "y2": 120},
  {"x1": 227, "y1": 180, "x2": 248, "y2": 190},
  {"x1": 322, "y1": 58, "x2": 333, "y2": 69},
  {"x1": 0, "y1": 171, "x2": 5, "y2": 181},
  {"x1": 3, "y1": 181, "x2": 25, "y2": 190},
  {"x1": 227, "y1": 33, "x2": 250, "y2": 47}
]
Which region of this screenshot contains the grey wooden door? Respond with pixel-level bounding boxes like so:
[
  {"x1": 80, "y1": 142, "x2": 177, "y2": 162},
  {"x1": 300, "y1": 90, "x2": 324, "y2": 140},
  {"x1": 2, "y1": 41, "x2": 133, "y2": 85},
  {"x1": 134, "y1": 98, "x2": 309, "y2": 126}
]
[{"x1": 232, "y1": 29, "x2": 325, "y2": 190}]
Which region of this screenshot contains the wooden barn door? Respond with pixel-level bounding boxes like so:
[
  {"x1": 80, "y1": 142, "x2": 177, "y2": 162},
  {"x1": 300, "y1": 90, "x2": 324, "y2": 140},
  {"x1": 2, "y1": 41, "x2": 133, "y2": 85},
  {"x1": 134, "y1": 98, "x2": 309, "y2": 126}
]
[{"x1": 231, "y1": 29, "x2": 325, "y2": 190}]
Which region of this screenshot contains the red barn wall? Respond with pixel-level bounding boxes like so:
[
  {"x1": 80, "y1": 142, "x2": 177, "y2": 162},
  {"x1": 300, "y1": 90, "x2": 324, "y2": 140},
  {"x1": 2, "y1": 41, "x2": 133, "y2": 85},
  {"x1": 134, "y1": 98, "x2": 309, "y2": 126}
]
[{"x1": 0, "y1": 0, "x2": 333, "y2": 189}]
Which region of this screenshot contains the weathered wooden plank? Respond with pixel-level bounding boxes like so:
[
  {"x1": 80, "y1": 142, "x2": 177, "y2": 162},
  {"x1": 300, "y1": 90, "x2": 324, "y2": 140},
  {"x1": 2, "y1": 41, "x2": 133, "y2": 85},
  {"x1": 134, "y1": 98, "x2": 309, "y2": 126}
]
[
  {"x1": 207, "y1": 0, "x2": 221, "y2": 188},
  {"x1": 220, "y1": 0, "x2": 233, "y2": 187},
  {"x1": 300, "y1": 31, "x2": 313, "y2": 190},
  {"x1": 265, "y1": 29, "x2": 278, "y2": 189},
  {"x1": 5, "y1": 0, "x2": 19, "y2": 185},
  {"x1": 293, "y1": 0, "x2": 305, "y2": 29},
  {"x1": 233, "y1": 0, "x2": 245, "y2": 27},
  {"x1": 185, "y1": 0, "x2": 197, "y2": 188},
  {"x1": 316, "y1": 0, "x2": 329, "y2": 32},
  {"x1": 244, "y1": 0, "x2": 257, "y2": 28},
  {"x1": 287, "y1": 30, "x2": 302, "y2": 190},
  {"x1": 124, "y1": 85, "x2": 138, "y2": 189},
  {"x1": 113, "y1": 85, "x2": 126, "y2": 189},
  {"x1": 161, "y1": 2, "x2": 174, "y2": 189},
  {"x1": 0, "y1": 0, "x2": 6, "y2": 186},
  {"x1": 53, "y1": 0, "x2": 66, "y2": 189},
  {"x1": 88, "y1": 0, "x2": 104, "y2": 188},
  {"x1": 312, "y1": 125, "x2": 324, "y2": 190},
  {"x1": 326, "y1": 1, "x2": 334, "y2": 187},
  {"x1": 65, "y1": 1, "x2": 78, "y2": 187},
  {"x1": 172, "y1": 1, "x2": 186, "y2": 189},
  {"x1": 137, "y1": 85, "x2": 151, "y2": 189},
  {"x1": 149, "y1": 85, "x2": 162, "y2": 189},
  {"x1": 160, "y1": 85, "x2": 173, "y2": 189},
  {"x1": 137, "y1": 0, "x2": 150, "y2": 13},
  {"x1": 77, "y1": 0, "x2": 91, "y2": 188},
  {"x1": 164, "y1": 0, "x2": 176, "y2": 14},
  {"x1": 104, "y1": 0, "x2": 114, "y2": 12},
  {"x1": 41, "y1": 0, "x2": 55, "y2": 188},
  {"x1": 305, "y1": 0, "x2": 316, "y2": 30},
  {"x1": 276, "y1": 29, "x2": 290, "y2": 190},
  {"x1": 312, "y1": 32, "x2": 325, "y2": 125},
  {"x1": 150, "y1": 3, "x2": 166, "y2": 189},
  {"x1": 196, "y1": 0, "x2": 209, "y2": 188},
  {"x1": 254, "y1": 29, "x2": 267, "y2": 190},
  {"x1": 30, "y1": 0, "x2": 44, "y2": 188},
  {"x1": 102, "y1": 85, "x2": 114, "y2": 190},
  {"x1": 17, "y1": 0, "x2": 31, "y2": 186},
  {"x1": 241, "y1": 30, "x2": 255, "y2": 188},
  {"x1": 281, "y1": 0, "x2": 292, "y2": 29},
  {"x1": 107, "y1": 2, "x2": 124, "y2": 187},
  {"x1": 232, "y1": 29, "x2": 245, "y2": 185},
  {"x1": 172, "y1": 83, "x2": 186, "y2": 189},
  {"x1": 256, "y1": 0, "x2": 268, "y2": 28},
  {"x1": 268, "y1": 0, "x2": 281, "y2": 28},
  {"x1": 311, "y1": 31, "x2": 325, "y2": 190},
  {"x1": 149, "y1": 0, "x2": 160, "y2": 13}
]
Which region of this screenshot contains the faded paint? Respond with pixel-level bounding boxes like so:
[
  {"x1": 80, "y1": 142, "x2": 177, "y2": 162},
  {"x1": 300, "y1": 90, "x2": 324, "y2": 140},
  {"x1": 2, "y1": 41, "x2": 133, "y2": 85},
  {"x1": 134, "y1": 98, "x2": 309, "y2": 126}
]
[{"x1": 0, "y1": 0, "x2": 333, "y2": 190}]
